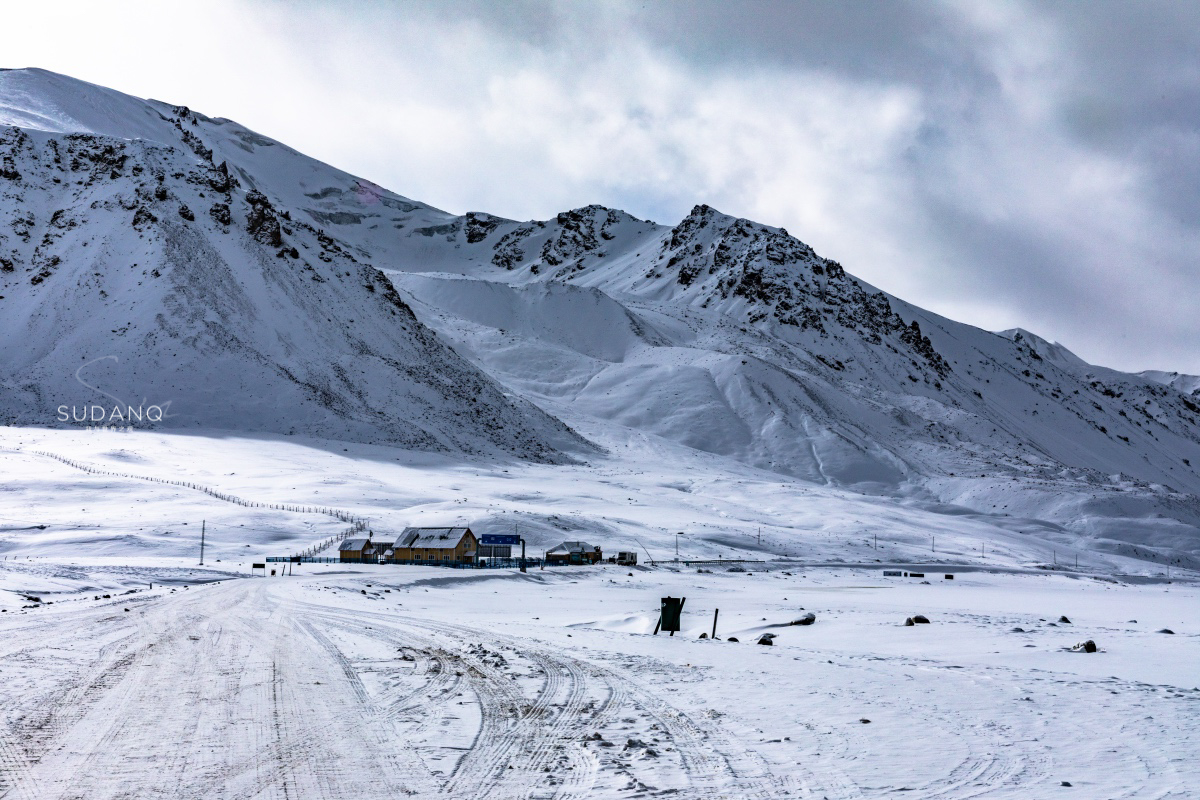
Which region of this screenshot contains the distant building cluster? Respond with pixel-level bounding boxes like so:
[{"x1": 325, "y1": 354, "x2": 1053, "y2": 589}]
[
  {"x1": 339, "y1": 527, "x2": 478, "y2": 564},
  {"x1": 336, "y1": 527, "x2": 635, "y2": 567}
]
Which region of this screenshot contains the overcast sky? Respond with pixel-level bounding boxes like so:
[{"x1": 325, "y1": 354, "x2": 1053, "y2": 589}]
[{"x1": 8, "y1": 0, "x2": 1199, "y2": 373}]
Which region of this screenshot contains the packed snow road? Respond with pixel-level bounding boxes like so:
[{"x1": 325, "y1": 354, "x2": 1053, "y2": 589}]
[
  {"x1": 0, "y1": 569, "x2": 1196, "y2": 799},
  {"x1": 0, "y1": 576, "x2": 788, "y2": 799}
]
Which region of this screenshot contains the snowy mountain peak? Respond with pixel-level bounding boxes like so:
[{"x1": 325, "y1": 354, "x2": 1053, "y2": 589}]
[
  {"x1": 0, "y1": 68, "x2": 177, "y2": 143},
  {"x1": 1142, "y1": 370, "x2": 1200, "y2": 397},
  {"x1": 997, "y1": 328, "x2": 1089, "y2": 370},
  {"x1": 652, "y1": 202, "x2": 827, "y2": 296},
  {"x1": 482, "y1": 204, "x2": 652, "y2": 276},
  {"x1": 644, "y1": 203, "x2": 951, "y2": 375},
  {"x1": 0, "y1": 71, "x2": 588, "y2": 459}
]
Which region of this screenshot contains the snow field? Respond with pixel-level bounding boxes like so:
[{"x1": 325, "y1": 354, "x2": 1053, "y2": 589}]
[
  {"x1": 2, "y1": 425, "x2": 1181, "y2": 579},
  {"x1": 0, "y1": 562, "x2": 1194, "y2": 798}
]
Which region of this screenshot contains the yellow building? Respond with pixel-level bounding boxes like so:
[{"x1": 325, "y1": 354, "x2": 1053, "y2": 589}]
[
  {"x1": 338, "y1": 537, "x2": 371, "y2": 563},
  {"x1": 389, "y1": 527, "x2": 477, "y2": 564}
]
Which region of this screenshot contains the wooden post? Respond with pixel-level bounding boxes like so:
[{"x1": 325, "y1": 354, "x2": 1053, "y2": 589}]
[
  {"x1": 199, "y1": 520, "x2": 205, "y2": 566},
  {"x1": 712, "y1": 608, "x2": 719, "y2": 640},
  {"x1": 671, "y1": 597, "x2": 686, "y2": 636}
]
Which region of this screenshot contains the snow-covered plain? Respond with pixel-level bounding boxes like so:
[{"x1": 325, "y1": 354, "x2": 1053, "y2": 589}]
[
  {"x1": 1, "y1": 425, "x2": 1197, "y2": 798},
  {"x1": 0, "y1": 551, "x2": 1196, "y2": 798}
]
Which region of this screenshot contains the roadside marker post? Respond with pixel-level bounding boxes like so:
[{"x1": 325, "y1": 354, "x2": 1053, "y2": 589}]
[{"x1": 658, "y1": 596, "x2": 686, "y2": 636}]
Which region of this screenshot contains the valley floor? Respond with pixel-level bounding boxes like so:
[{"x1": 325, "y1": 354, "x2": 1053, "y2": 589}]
[{"x1": 0, "y1": 562, "x2": 1195, "y2": 799}]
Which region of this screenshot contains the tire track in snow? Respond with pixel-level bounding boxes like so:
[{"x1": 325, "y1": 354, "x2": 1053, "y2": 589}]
[{"x1": 394, "y1": 614, "x2": 796, "y2": 799}]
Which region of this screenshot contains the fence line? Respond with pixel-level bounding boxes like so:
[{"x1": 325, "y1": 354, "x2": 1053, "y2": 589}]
[
  {"x1": 30, "y1": 448, "x2": 367, "y2": 558},
  {"x1": 266, "y1": 556, "x2": 550, "y2": 570}
]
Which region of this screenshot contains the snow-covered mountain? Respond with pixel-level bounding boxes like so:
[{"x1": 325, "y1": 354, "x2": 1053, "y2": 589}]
[
  {"x1": 364, "y1": 203, "x2": 1200, "y2": 563},
  {"x1": 0, "y1": 69, "x2": 585, "y2": 460},
  {"x1": 1, "y1": 69, "x2": 1197, "y2": 565},
  {"x1": 1142, "y1": 370, "x2": 1200, "y2": 397}
]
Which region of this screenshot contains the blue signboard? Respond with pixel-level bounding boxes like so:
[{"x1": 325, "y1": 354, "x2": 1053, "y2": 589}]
[{"x1": 481, "y1": 534, "x2": 521, "y2": 545}]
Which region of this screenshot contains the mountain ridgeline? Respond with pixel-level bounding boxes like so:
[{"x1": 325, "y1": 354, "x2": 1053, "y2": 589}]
[
  {"x1": 0, "y1": 69, "x2": 585, "y2": 461},
  {"x1": 1, "y1": 69, "x2": 1197, "y2": 565}
]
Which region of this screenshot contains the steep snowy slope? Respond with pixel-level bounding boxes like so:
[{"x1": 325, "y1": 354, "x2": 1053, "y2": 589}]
[
  {"x1": 1142, "y1": 370, "x2": 1200, "y2": 397},
  {"x1": 374, "y1": 205, "x2": 1200, "y2": 564},
  {"x1": 380, "y1": 205, "x2": 1199, "y2": 476},
  {"x1": 0, "y1": 69, "x2": 585, "y2": 459}
]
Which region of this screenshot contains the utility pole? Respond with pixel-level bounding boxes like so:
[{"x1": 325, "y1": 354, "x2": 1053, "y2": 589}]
[
  {"x1": 516, "y1": 521, "x2": 526, "y2": 573},
  {"x1": 199, "y1": 520, "x2": 205, "y2": 566}
]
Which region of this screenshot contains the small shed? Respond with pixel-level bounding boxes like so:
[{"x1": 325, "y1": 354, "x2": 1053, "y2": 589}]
[
  {"x1": 338, "y1": 538, "x2": 371, "y2": 563},
  {"x1": 546, "y1": 541, "x2": 602, "y2": 565},
  {"x1": 392, "y1": 527, "x2": 477, "y2": 564}
]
